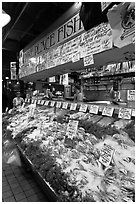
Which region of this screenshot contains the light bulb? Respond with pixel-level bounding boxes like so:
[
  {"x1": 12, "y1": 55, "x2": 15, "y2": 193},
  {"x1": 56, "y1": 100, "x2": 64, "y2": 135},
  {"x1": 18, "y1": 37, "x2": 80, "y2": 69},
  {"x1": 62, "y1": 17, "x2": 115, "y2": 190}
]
[{"x1": 2, "y1": 10, "x2": 11, "y2": 27}]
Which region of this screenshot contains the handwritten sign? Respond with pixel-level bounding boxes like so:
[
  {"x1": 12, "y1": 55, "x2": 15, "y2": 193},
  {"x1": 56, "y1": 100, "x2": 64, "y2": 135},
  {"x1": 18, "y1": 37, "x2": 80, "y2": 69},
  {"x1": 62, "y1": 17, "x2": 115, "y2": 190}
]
[
  {"x1": 79, "y1": 104, "x2": 87, "y2": 112},
  {"x1": 70, "y1": 103, "x2": 77, "y2": 111},
  {"x1": 102, "y1": 106, "x2": 114, "y2": 117},
  {"x1": 62, "y1": 102, "x2": 68, "y2": 109},
  {"x1": 66, "y1": 120, "x2": 79, "y2": 139},
  {"x1": 89, "y1": 105, "x2": 99, "y2": 114},
  {"x1": 127, "y1": 90, "x2": 135, "y2": 101},
  {"x1": 41, "y1": 100, "x2": 45, "y2": 105},
  {"x1": 45, "y1": 101, "x2": 49, "y2": 106},
  {"x1": 118, "y1": 108, "x2": 132, "y2": 120},
  {"x1": 50, "y1": 101, "x2": 55, "y2": 107},
  {"x1": 99, "y1": 143, "x2": 114, "y2": 167},
  {"x1": 56, "y1": 101, "x2": 62, "y2": 108},
  {"x1": 84, "y1": 54, "x2": 94, "y2": 67}
]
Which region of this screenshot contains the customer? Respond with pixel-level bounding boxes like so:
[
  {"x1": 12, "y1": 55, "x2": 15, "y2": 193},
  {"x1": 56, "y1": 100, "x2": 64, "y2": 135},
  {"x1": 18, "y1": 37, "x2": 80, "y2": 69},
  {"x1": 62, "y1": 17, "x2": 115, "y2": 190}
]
[
  {"x1": 13, "y1": 91, "x2": 24, "y2": 108},
  {"x1": 74, "y1": 86, "x2": 84, "y2": 102}
]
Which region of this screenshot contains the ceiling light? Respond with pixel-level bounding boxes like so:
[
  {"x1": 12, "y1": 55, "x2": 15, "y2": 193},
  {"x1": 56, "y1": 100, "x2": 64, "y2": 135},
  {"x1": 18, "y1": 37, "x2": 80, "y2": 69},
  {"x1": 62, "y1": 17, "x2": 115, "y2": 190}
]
[
  {"x1": 5, "y1": 77, "x2": 9, "y2": 79},
  {"x1": 2, "y1": 10, "x2": 11, "y2": 27}
]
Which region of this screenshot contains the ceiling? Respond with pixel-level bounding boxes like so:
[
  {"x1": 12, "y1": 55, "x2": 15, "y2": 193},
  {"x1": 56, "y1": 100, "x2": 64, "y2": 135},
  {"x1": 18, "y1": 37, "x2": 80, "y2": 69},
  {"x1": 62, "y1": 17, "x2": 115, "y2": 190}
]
[
  {"x1": 2, "y1": 2, "x2": 74, "y2": 78},
  {"x1": 2, "y1": 2, "x2": 74, "y2": 52}
]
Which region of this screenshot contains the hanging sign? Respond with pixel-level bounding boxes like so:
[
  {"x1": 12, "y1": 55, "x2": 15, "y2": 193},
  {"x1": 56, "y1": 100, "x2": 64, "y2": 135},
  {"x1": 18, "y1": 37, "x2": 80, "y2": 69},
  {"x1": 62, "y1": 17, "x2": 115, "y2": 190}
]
[
  {"x1": 66, "y1": 120, "x2": 79, "y2": 139},
  {"x1": 99, "y1": 143, "x2": 114, "y2": 167},
  {"x1": 50, "y1": 101, "x2": 55, "y2": 107},
  {"x1": 127, "y1": 90, "x2": 135, "y2": 101},
  {"x1": 102, "y1": 106, "x2": 114, "y2": 117},
  {"x1": 83, "y1": 54, "x2": 94, "y2": 67},
  {"x1": 10, "y1": 62, "x2": 17, "y2": 80},
  {"x1": 62, "y1": 102, "x2": 68, "y2": 109},
  {"x1": 79, "y1": 104, "x2": 87, "y2": 112},
  {"x1": 56, "y1": 101, "x2": 62, "y2": 108},
  {"x1": 107, "y1": 2, "x2": 135, "y2": 48},
  {"x1": 89, "y1": 105, "x2": 99, "y2": 114},
  {"x1": 118, "y1": 108, "x2": 132, "y2": 119},
  {"x1": 70, "y1": 103, "x2": 77, "y2": 110}
]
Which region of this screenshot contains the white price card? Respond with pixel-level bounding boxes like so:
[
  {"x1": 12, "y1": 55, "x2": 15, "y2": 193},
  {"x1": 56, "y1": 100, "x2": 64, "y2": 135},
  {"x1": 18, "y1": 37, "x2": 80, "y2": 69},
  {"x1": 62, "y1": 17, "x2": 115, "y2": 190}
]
[
  {"x1": 89, "y1": 105, "x2": 99, "y2": 114},
  {"x1": 56, "y1": 101, "x2": 62, "y2": 108},
  {"x1": 62, "y1": 102, "x2": 68, "y2": 109},
  {"x1": 66, "y1": 120, "x2": 79, "y2": 139},
  {"x1": 127, "y1": 90, "x2": 135, "y2": 101},
  {"x1": 70, "y1": 103, "x2": 77, "y2": 111},
  {"x1": 25, "y1": 98, "x2": 27, "y2": 103},
  {"x1": 118, "y1": 108, "x2": 132, "y2": 120},
  {"x1": 41, "y1": 100, "x2": 45, "y2": 105},
  {"x1": 102, "y1": 106, "x2": 114, "y2": 117},
  {"x1": 37, "y1": 100, "x2": 41, "y2": 104},
  {"x1": 79, "y1": 104, "x2": 87, "y2": 112},
  {"x1": 31, "y1": 99, "x2": 34, "y2": 104},
  {"x1": 50, "y1": 101, "x2": 55, "y2": 107},
  {"x1": 132, "y1": 109, "x2": 135, "y2": 117},
  {"x1": 28, "y1": 99, "x2": 31, "y2": 103},
  {"x1": 45, "y1": 101, "x2": 49, "y2": 106},
  {"x1": 99, "y1": 143, "x2": 114, "y2": 167}
]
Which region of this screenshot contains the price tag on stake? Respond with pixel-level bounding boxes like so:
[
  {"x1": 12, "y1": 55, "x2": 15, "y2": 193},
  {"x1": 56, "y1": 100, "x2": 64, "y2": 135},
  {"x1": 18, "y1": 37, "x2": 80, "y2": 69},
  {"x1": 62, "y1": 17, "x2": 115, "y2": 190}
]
[
  {"x1": 66, "y1": 120, "x2": 79, "y2": 139},
  {"x1": 28, "y1": 99, "x2": 30, "y2": 103},
  {"x1": 37, "y1": 100, "x2": 41, "y2": 104},
  {"x1": 40, "y1": 100, "x2": 45, "y2": 105},
  {"x1": 89, "y1": 105, "x2": 99, "y2": 114},
  {"x1": 79, "y1": 104, "x2": 87, "y2": 112},
  {"x1": 50, "y1": 101, "x2": 55, "y2": 107},
  {"x1": 70, "y1": 103, "x2": 77, "y2": 110},
  {"x1": 99, "y1": 143, "x2": 114, "y2": 167},
  {"x1": 118, "y1": 108, "x2": 132, "y2": 119},
  {"x1": 45, "y1": 101, "x2": 49, "y2": 106},
  {"x1": 102, "y1": 106, "x2": 114, "y2": 117},
  {"x1": 56, "y1": 101, "x2": 61, "y2": 108},
  {"x1": 31, "y1": 99, "x2": 34, "y2": 104},
  {"x1": 62, "y1": 102, "x2": 68, "y2": 109},
  {"x1": 25, "y1": 98, "x2": 27, "y2": 103}
]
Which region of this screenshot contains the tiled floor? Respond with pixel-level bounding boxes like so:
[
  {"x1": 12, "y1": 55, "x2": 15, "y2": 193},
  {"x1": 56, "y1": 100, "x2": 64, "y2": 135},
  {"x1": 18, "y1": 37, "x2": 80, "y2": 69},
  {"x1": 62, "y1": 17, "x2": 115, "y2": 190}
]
[{"x1": 2, "y1": 161, "x2": 49, "y2": 202}]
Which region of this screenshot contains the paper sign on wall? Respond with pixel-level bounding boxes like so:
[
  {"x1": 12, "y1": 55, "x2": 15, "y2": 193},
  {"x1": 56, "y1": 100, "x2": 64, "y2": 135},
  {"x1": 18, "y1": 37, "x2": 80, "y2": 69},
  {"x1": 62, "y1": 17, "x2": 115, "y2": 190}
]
[
  {"x1": 118, "y1": 108, "x2": 132, "y2": 119},
  {"x1": 84, "y1": 54, "x2": 94, "y2": 67},
  {"x1": 66, "y1": 120, "x2": 79, "y2": 139},
  {"x1": 127, "y1": 90, "x2": 135, "y2": 101}
]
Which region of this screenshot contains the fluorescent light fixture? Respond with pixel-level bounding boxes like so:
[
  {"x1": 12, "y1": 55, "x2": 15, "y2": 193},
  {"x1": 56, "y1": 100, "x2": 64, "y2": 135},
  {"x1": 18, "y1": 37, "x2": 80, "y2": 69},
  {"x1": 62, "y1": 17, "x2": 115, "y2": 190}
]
[
  {"x1": 5, "y1": 77, "x2": 9, "y2": 79},
  {"x1": 2, "y1": 10, "x2": 11, "y2": 27}
]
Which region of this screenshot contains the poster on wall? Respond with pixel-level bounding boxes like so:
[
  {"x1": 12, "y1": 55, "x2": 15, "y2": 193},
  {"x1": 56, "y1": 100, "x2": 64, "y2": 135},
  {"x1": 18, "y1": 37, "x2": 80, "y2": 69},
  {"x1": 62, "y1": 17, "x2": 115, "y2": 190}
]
[
  {"x1": 107, "y1": 2, "x2": 135, "y2": 48},
  {"x1": 83, "y1": 54, "x2": 94, "y2": 66}
]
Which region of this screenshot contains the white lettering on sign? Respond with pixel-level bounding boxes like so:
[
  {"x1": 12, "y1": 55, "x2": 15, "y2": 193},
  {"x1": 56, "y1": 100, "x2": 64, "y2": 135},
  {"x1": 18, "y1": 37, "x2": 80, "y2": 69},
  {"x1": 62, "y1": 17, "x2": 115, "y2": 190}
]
[
  {"x1": 118, "y1": 108, "x2": 132, "y2": 120},
  {"x1": 102, "y1": 106, "x2": 114, "y2": 117},
  {"x1": 99, "y1": 143, "x2": 114, "y2": 167},
  {"x1": 66, "y1": 120, "x2": 79, "y2": 139},
  {"x1": 89, "y1": 105, "x2": 99, "y2": 114},
  {"x1": 127, "y1": 90, "x2": 135, "y2": 101},
  {"x1": 79, "y1": 104, "x2": 87, "y2": 112},
  {"x1": 70, "y1": 103, "x2": 77, "y2": 110}
]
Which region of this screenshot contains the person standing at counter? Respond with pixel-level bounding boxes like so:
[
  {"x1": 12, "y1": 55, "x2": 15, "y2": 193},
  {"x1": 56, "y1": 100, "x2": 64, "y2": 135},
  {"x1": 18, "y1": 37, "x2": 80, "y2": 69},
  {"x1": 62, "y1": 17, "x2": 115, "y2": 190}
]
[
  {"x1": 74, "y1": 86, "x2": 84, "y2": 102},
  {"x1": 13, "y1": 91, "x2": 24, "y2": 108}
]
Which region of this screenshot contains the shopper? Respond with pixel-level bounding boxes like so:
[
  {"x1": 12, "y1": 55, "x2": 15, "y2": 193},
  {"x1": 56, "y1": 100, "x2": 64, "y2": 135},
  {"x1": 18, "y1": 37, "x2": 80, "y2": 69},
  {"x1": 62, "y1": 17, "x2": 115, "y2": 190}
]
[
  {"x1": 74, "y1": 86, "x2": 84, "y2": 102},
  {"x1": 13, "y1": 91, "x2": 24, "y2": 108}
]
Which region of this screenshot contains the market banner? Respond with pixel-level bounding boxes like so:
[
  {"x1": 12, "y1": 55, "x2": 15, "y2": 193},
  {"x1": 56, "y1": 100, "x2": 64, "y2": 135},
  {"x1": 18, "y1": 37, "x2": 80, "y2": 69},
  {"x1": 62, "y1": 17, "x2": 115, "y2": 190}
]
[{"x1": 107, "y1": 2, "x2": 135, "y2": 48}]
